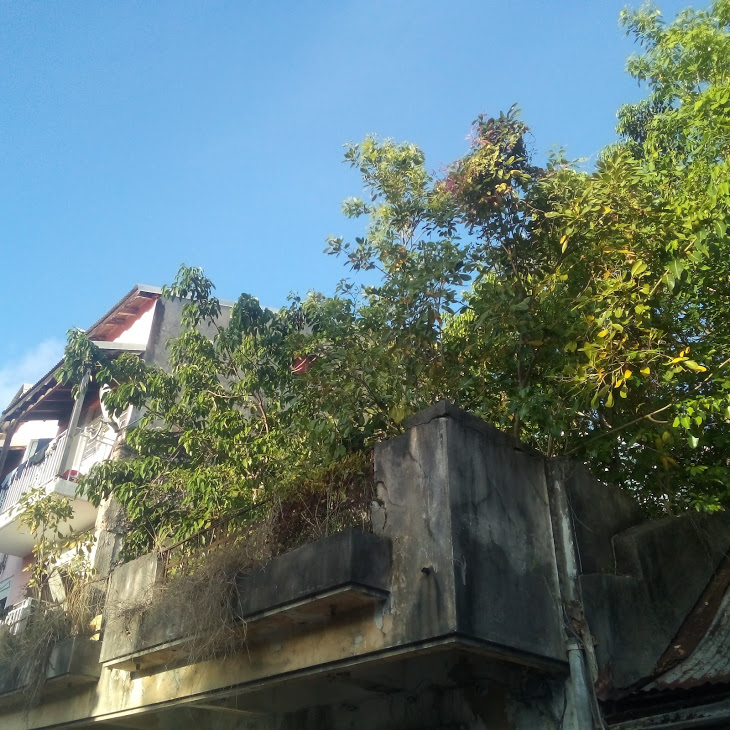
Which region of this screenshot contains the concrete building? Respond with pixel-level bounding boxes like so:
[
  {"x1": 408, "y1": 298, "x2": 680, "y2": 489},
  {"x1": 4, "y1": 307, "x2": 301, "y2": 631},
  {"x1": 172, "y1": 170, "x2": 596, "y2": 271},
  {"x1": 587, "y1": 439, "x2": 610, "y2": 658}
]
[
  {"x1": 0, "y1": 399, "x2": 727, "y2": 729},
  {"x1": 0, "y1": 285, "x2": 231, "y2": 626}
]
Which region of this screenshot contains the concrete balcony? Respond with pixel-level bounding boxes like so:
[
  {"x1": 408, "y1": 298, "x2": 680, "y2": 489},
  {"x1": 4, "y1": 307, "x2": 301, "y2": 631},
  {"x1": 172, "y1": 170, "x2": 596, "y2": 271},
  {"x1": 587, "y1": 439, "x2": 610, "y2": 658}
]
[
  {"x1": 97, "y1": 407, "x2": 568, "y2": 685},
  {"x1": 0, "y1": 636, "x2": 102, "y2": 706},
  {"x1": 100, "y1": 528, "x2": 393, "y2": 672},
  {"x1": 0, "y1": 426, "x2": 111, "y2": 557}
]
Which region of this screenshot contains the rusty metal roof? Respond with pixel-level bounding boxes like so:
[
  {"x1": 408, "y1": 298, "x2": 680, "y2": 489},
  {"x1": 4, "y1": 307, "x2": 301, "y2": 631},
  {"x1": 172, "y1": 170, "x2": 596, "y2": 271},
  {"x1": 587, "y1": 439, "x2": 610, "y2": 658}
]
[{"x1": 643, "y1": 577, "x2": 730, "y2": 692}]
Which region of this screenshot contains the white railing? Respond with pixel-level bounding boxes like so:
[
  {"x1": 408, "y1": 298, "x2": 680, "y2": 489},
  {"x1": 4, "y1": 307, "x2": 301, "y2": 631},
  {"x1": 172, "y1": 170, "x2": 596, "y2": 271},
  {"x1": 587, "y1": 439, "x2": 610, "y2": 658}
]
[
  {"x1": 0, "y1": 430, "x2": 70, "y2": 516},
  {"x1": 1, "y1": 597, "x2": 35, "y2": 636},
  {"x1": 0, "y1": 422, "x2": 116, "y2": 519}
]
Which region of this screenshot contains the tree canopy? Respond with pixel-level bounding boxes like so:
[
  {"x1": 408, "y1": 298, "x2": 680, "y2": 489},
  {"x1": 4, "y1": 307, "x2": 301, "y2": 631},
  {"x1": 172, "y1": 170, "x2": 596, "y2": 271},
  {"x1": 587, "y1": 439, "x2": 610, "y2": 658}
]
[{"x1": 60, "y1": 1, "x2": 730, "y2": 556}]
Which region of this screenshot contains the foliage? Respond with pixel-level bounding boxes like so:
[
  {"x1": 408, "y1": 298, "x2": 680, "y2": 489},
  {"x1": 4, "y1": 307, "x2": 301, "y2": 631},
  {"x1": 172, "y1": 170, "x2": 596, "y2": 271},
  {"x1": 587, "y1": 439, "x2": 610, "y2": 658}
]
[
  {"x1": 0, "y1": 490, "x2": 101, "y2": 708},
  {"x1": 16, "y1": 486, "x2": 94, "y2": 602},
  {"x1": 106, "y1": 453, "x2": 373, "y2": 666},
  {"x1": 0, "y1": 578, "x2": 103, "y2": 709},
  {"x1": 59, "y1": 266, "x2": 378, "y2": 558},
  {"x1": 55, "y1": 1, "x2": 730, "y2": 557},
  {"x1": 0, "y1": 604, "x2": 69, "y2": 708}
]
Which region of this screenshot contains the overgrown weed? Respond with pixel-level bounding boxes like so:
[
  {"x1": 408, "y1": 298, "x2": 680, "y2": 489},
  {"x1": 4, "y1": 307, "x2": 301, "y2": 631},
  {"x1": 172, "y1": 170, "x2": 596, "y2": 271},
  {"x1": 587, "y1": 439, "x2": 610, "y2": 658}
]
[{"x1": 107, "y1": 450, "x2": 375, "y2": 667}]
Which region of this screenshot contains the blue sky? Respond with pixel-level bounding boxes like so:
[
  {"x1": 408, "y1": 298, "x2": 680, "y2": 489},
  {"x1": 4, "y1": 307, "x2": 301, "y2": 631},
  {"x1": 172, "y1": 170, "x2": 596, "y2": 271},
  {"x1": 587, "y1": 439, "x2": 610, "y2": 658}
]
[{"x1": 0, "y1": 0, "x2": 690, "y2": 407}]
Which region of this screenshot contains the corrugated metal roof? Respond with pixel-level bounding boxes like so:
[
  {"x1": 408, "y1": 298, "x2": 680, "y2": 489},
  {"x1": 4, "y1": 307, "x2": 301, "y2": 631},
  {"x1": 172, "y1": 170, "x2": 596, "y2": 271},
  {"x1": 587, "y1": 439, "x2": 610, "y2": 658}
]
[{"x1": 643, "y1": 581, "x2": 730, "y2": 692}]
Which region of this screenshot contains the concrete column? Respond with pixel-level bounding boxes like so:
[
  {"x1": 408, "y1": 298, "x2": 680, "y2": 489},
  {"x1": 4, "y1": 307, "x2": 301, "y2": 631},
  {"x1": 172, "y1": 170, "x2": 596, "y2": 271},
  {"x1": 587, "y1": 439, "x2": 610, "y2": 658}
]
[{"x1": 57, "y1": 369, "x2": 90, "y2": 478}]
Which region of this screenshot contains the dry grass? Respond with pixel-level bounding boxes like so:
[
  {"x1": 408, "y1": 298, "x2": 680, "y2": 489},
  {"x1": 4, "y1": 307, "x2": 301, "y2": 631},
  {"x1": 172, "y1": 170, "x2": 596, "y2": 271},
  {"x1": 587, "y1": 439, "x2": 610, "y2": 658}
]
[
  {"x1": 270, "y1": 450, "x2": 375, "y2": 552},
  {"x1": 0, "y1": 581, "x2": 106, "y2": 708},
  {"x1": 0, "y1": 606, "x2": 67, "y2": 708},
  {"x1": 0, "y1": 577, "x2": 107, "y2": 709},
  {"x1": 0, "y1": 450, "x2": 377, "y2": 692},
  {"x1": 108, "y1": 450, "x2": 376, "y2": 668},
  {"x1": 148, "y1": 522, "x2": 273, "y2": 664}
]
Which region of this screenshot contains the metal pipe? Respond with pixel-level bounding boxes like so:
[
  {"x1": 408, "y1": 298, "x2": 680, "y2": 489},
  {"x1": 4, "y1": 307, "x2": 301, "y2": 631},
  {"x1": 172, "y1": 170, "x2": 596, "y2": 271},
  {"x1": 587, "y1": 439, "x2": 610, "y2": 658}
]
[{"x1": 567, "y1": 639, "x2": 596, "y2": 729}]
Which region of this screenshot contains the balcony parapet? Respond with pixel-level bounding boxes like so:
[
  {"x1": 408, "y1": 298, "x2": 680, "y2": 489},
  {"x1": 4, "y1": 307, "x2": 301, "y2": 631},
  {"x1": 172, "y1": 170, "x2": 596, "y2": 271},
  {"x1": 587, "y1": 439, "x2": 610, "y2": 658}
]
[
  {"x1": 98, "y1": 405, "x2": 570, "y2": 683},
  {"x1": 0, "y1": 636, "x2": 101, "y2": 706},
  {"x1": 234, "y1": 527, "x2": 391, "y2": 625},
  {"x1": 100, "y1": 528, "x2": 392, "y2": 672},
  {"x1": 0, "y1": 424, "x2": 114, "y2": 557}
]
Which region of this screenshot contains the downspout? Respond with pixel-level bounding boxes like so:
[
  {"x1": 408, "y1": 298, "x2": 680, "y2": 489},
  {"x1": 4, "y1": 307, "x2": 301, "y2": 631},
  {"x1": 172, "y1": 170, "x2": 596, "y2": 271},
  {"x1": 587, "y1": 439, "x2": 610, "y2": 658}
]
[
  {"x1": 567, "y1": 639, "x2": 595, "y2": 730},
  {"x1": 546, "y1": 460, "x2": 605, "y2": 730},
  {"x1": 57, "y1": 370, "x2": 91, "y2": 479}
]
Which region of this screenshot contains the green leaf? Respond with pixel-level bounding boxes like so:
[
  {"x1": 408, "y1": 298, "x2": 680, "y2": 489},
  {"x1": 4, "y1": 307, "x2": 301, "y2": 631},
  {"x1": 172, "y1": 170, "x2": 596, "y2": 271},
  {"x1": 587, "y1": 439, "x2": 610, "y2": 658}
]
[{"x1": 631, "y1": 260, "x2": 647, "y2": 277}]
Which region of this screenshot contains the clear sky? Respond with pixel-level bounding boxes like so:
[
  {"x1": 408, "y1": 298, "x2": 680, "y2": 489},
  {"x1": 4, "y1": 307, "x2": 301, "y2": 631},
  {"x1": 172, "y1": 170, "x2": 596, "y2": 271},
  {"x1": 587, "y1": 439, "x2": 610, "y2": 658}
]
[{"x1": 0, "y1": 0, "x2": 690, "y2": 408}]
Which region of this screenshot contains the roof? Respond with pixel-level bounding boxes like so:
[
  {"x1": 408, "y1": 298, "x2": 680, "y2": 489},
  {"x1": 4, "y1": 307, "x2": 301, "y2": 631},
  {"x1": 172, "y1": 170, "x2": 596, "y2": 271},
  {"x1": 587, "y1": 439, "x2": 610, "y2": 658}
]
[
  {"x1": 1, "y1": 285, "x2": 161, "y2": 424},
  {"x1": 86, "y1": 284, "x2": 161, "y2": 341},
  {"x1": 642, "y1": 554, "x2": 730, "y2": 693},
  {"x1": 645, "y1": 589, "x2": 730, "y2": 692},
  {"x1": 1, "y1": 344, "x2": 146, "y2": 424}
]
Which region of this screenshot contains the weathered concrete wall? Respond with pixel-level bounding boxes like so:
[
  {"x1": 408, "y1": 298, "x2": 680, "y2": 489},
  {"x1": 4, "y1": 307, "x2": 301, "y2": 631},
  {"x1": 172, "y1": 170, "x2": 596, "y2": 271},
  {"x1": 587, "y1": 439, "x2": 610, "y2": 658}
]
[
  {"x1": 90, "y1": 296, "x2": 233, "y2": 579},
  {"x1": 6, "y1": 401, "x2": 729, "y2": 729},
  {"x1": 142, "y1": 296, "x2": 232, "y2": 373},
  {"x1": 91, "y1": 497, "x2": 127, "y2": 577},
  {"x1": 3, "y1": 402, "x2": 573, "y2": 729},
  {"x1": 582, "y1": 510, "x2": 730, "y2": 695},
  {"x1": 556, "y1": 459, "x2": 644, "y2": 575},
  {"x1": 101, "y1": 402, "x2": 567, "y2": 676},
  {"x1": 0, "y1": 637, "x2": 100, "y2": 706},
  {"x1": 99, "y1": 551, "x2": 161, "y2": 665},
  {"x1": 375, "y1": 401, "x2": 564, "y2": 665},
  {"x1": 236, "y1": 528, "x2": 391, "y2": 618},
  {"x1": 549, "y1": 457, "x2": 730, "y2": 697}
]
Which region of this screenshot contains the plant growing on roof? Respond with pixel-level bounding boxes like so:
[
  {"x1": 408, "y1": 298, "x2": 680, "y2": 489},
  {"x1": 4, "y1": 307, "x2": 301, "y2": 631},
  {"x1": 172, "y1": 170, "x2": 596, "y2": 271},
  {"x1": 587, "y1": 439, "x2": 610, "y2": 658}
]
[{"x1": 58, "y1": 2, "x2": 730, "y2": 551}]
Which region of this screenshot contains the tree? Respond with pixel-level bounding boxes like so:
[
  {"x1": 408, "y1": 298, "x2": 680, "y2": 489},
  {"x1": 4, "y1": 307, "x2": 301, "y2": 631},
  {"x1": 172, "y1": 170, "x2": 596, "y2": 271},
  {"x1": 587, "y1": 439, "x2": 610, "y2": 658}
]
[
  {"x1": 16, "y1": 487, "x2": 94, "y2": 602},
  {"x1": 58, "y1": 2, "x2": 730, "y2": 555},
  {"x1": 322, "y1": 3, "x2": 730, "y2": 512}
]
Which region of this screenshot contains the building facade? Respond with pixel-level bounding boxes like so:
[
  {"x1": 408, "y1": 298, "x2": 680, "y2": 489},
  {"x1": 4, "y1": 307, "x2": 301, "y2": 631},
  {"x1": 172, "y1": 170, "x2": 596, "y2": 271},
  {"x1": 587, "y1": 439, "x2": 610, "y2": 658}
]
[
  {"x1": 0, "y1": 396, "x2": 727, "y2": 728},
  {"x1": 0, "y1": 285, "x2": 233, "y2": 630}
]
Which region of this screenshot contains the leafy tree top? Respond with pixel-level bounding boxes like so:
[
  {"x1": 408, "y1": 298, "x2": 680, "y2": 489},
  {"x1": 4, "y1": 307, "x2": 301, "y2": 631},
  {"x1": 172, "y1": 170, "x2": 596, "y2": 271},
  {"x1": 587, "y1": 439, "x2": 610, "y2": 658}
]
[{"x1": 56, "y1": 1, "x2": 730, "y2": 558}]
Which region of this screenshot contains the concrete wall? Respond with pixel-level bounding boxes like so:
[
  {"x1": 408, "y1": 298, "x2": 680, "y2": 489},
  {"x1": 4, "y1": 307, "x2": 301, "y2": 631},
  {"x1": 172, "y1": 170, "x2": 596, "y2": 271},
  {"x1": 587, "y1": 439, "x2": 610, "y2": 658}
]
[
  {"x1": 374, "y1": 402, "x2": 564, "y2": 665},
  {"x1": 90, "y1": 295, "x2": 232, "y2": 580},
  {"x1": 581, "y1": 510, "x2": 730, "y2": 695},
  {"x1": 0, "y1": 402, "x2": 578, "y2": 729},
  {"x1": 2, "y1": 402, "x2": 729, "y2": 729},
  {"x1": 141, "y1": 296, "x2": 232, "y2": 373}
]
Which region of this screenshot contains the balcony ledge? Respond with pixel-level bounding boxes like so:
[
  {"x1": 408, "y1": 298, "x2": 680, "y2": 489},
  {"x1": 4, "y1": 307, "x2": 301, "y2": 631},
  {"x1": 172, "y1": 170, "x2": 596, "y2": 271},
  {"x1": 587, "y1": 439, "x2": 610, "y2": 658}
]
[
  {"x1": 0, "y1": 637, "x2": 101, "y2": 706},
  {"x1": 0, "y1": 478, "x2": 97, "y2": 557},
  {"x1": 101, "y1": 528, "x2": 392, "y2": 672}
]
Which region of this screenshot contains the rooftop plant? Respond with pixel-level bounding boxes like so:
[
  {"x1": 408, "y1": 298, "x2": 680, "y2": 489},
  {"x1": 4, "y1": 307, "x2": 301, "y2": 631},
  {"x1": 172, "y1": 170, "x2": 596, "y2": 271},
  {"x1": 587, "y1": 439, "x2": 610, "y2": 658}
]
[{"x1": 56, "y1": 1, "x2": 730, "y2": 558}]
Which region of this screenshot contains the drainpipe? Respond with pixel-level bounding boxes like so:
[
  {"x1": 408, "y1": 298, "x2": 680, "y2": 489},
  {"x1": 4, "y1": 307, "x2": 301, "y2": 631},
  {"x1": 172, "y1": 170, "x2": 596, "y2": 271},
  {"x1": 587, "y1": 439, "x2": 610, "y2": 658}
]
[
  {"x1": 567, "y1": 639, "x2": 595, "y2": 730},
  {"x1": 546, "y1": 460, "x2": 604, "y2": 729},
  {"x1": 57, "y1": 370, "x2": 91, "y2": 479}
]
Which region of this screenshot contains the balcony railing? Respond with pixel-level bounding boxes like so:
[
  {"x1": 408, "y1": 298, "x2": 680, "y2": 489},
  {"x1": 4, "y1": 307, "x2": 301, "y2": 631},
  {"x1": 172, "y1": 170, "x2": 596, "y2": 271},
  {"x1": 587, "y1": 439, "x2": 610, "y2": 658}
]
[
  {"x1": 1, "y1": 574, "x2": 109, "y2": 640},
  {"x1": 0, "y1": 431, "x2": 70, "y2": 515},
  {"x1": 0, "y1": 423, "x2": 115, "y2": 518},
  {"x1": 0, "y1": 597, "x2": 35, "y2": 636}
]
